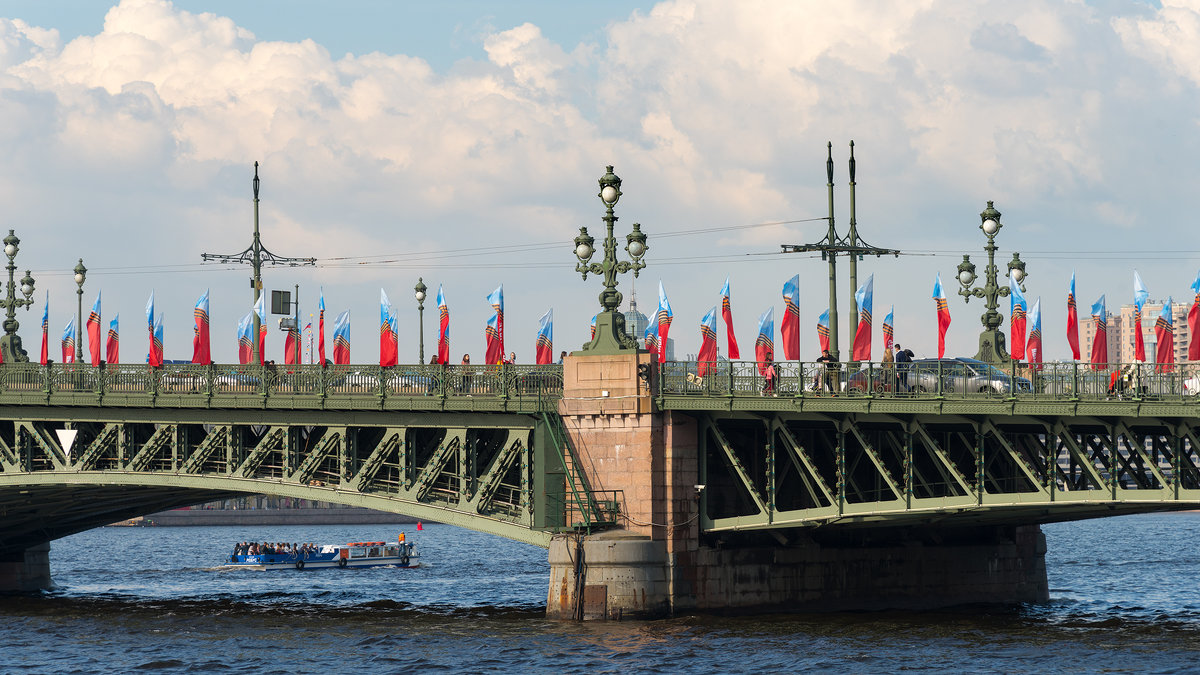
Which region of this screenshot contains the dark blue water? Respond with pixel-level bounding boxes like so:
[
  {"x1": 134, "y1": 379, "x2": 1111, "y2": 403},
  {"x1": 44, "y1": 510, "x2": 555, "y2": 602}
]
[{"x1": 4, "y1": 515, "x2": 1200, "y2": 673}]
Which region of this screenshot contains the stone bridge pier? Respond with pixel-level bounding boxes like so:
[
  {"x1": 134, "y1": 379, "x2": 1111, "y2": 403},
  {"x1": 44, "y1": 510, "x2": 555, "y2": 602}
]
[{"x1": 548, "y1": 353, "x2": 1048, "y2": 620}]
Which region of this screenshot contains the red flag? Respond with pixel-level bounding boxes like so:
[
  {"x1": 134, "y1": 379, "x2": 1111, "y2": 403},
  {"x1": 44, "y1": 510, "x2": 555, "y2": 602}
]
[
  {"x1": 656, "y1": 283, "x2": 673, "y2": 364},
  {"x1": 720, "y1": 277, "x2": 740, "y2": 360},
  {"x1": 485, "y1": 314, "x2": 502, "y2": 365},
  {"x1": 851, "y1": 275, "x2": 873, "y2": 362},
  {"x1": 148, "y1": 322, "x2": 163, "y2": 368},
  {"x1": 39, "y1": 295, "x2": 48, "y2": 365},
  {"x1": 284, "y1": 325, "x2": 300, "y2": 365},
  {"x1": 237, "y1": 313, "x2": 254, "y2": 365},
  {"x1": 437, "y1": 285, "x2": 450, "y2": 365},
  {"x1": 332, "y1": 310, "x2": 350, "y2": 365},
  {"x1": 1090, "y1": 296, "x2": 1107, "y2": 371},
  {"x1": 192, "y1": 291, "x2": 211, "y2": 366},
  {"x1": 534, "y1": 309, "x2": 553, "y2": 365},
  {"x1": 318, "y1": 290, "x2": 327, "y2": 365},
  {"x1": 106, "y1": 315, "x2": 119, "y2": 365},
  {"x1": 1067, "y1": 271, "x2": 1081, "y2": 361},
  {"x1": 485, "y1": 285, "x2": 504, "y2": 365},
  {"x1": 1027, "y1": 298, "x2": 1042, "y2": 371},
  {"x1": 933, "y1": 274, "x2": 951, "y2": 359},
  {"x1": 697, "y1": 307, "x2": 718, "y2": 376},
  {"x1": 380, "y1": 290, "x2": 397, "y2": 367},
  {"x1": 817, "y1": 310, "x2": 830, "y2": 354},
  {"x1": 1189, "y1": 272, "x2": 1200, "y2": 361},
  {"x1": 1155, "y1": 300, "x2": 1174, "y2": 372},
  {"x1": 87, "y1": 292, "x2": 102, "y2": 366},
  {"x1": 61, "y1": 321, "x2": 75, "y2": 363},
  {"x1": 1009, "y1": 276, "x2": 1027, "y2": 361},
  {"x1": 781, "y1": 275, "x2": 799, "y2": 360}
]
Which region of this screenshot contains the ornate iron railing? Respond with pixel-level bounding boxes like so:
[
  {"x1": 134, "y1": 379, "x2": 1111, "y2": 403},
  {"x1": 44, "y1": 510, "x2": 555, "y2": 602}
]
[
  {"x1": 0, "y1": 362, "x2": 565, "y2": 409},
  {"x1": 660, "y1": 359, "x2": 1200, "y2": 402}
]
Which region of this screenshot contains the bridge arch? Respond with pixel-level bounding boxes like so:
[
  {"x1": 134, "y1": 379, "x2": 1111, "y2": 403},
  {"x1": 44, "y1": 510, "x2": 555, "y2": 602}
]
[{"x1": 0, "y1": 406, "x2": 580, "y2": 557}]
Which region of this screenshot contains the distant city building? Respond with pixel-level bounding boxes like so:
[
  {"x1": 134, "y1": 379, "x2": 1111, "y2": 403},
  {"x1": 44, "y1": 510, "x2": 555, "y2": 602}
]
[
  {"x1": 1081, "y1": 311, "x2": 1122, "y2": 365},
  {"x1": 1082, "y1": 302, "x2": 1193, "y2": 364},
  {"x1": 1116, "y1": 301, "x2": 1192, "y2": 364},
  {"x1": 624, "y1": 295, "x2": 649, "y2": 343}
]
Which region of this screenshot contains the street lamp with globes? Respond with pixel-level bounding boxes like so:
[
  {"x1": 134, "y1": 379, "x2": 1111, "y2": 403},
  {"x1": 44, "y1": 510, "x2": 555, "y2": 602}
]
[
  {"x1": 0, "y1": 230, "x2": 37, "y2": 363},
  {"x1": 74, "y1": 259, "x2": 87, "y2": 363},
  {"x1": 572, "y1": 165, "x2": 649, "y2": 354},
  {"x1": 414, "y1": 277, "x2": 427, "y2": 363},
  {"x1": 956, "y1": 201, "x2": 1028, "y2": 364}
]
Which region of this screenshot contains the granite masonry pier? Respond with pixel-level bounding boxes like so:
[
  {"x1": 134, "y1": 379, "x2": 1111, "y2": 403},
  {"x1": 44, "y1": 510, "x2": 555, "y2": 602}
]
[{"x1": 547, "y1": 352, "x2": 1049, "y2": 619}]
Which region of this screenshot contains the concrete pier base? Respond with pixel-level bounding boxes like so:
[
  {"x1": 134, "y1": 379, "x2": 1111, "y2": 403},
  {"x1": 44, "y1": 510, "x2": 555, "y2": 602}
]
[
  {"x1": 547, "y1": 532, "x2": 670, "y2": 620},
  {"x1": 0, "y1": 543, "x2": 52, "y2": 592},
  {"x1": 548, "y1": 525, "x2": 1047, "y2": 619}
]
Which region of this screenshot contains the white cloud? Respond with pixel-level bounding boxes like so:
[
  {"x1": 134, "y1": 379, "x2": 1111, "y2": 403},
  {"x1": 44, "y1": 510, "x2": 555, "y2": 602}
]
[{"x1": 0, "y1": 0, "x2": 1197, "y2": 363}]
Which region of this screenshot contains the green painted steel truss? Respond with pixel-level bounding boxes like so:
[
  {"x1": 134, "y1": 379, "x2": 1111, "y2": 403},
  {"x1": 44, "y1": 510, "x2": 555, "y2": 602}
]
[
  {"x1": 0, "y1": 406, "x2": 599, "y2": 554},
  {"x1": 0, "y1": 362, "x2": 562, "y2": 413},
  {"x1": 696, "y1": 409, "x2": 1200, "y2": 533}
]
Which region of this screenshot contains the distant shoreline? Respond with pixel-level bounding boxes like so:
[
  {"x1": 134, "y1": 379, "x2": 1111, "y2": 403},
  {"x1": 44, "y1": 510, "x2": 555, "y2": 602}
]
[{"x1": 112, "y1": 507, "x2": 420, "y2": 527}]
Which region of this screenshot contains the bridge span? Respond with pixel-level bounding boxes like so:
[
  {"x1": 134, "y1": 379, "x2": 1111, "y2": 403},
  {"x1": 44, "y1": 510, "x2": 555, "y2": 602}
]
[{"x1": 1, "y1": 356, "x2": 1198, "y2": 619}]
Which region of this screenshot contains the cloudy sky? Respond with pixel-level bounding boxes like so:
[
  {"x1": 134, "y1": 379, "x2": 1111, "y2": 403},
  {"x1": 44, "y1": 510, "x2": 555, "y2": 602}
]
[{"x1": 0, "y1": 0, "x2": 1196, "y2": 364}]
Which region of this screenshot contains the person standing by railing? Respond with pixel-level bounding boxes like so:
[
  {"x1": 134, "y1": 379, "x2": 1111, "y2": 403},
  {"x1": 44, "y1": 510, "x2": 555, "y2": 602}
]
[
  {"x1": 881, "y1": 346, "x2": 895, "y2": 392},
  {"x1": 894, "y1": 345, "x2": 912, "y2": 392},
  {"x1": 817, "y1": 349, "x2": 839, "y2": 395},
  {"x1": 460, "y1": 354, "x2": 472, "y2": 394}
]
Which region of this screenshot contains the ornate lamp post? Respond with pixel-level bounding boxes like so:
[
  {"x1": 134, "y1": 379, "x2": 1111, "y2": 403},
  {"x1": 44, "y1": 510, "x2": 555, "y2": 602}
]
[
  {"x1": 414, "y1": 277, "x2": 427, "y2": 363},
  {"x1": 573, "y1": 165, "x2": 649, "y2": 354},
  {"x1": 956, "y1": 201, "x2": 1028, "y2": 364},
  {"x1": 0, "y1": 230, "x2": 36, "y2": 363},
  {"x1": 73, "y1": 259, "x2": 87, "y2": 363}
]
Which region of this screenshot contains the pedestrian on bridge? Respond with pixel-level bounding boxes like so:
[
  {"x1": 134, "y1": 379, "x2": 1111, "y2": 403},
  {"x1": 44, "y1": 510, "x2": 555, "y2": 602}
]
[
  {"x1": 460, "y1": 354, "x2": 472, "y2": 393},
  {"x1": 817, "y1": 349, "x2": 839, "y2": 395},
  {"x1": 894, "y1": 345, "x2": 912, "y2": 392}
]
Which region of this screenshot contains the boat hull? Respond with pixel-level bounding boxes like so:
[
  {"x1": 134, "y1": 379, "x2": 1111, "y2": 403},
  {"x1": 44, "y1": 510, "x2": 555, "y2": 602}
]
[{"x1": 223, "y1": 540, "x2": 418, "y2": 570}]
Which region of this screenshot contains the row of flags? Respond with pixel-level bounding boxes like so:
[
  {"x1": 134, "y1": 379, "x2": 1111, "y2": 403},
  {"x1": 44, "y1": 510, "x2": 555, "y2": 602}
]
[
  {"x1": 667, "y1": 268, "x2": 1200, "y2": 374},
  {"x1": 27, "y1": 291, "x2": 118, "y2": 366},
  {"x1": 25, "y1": 268, "x2": 1200, "y2": 369}
]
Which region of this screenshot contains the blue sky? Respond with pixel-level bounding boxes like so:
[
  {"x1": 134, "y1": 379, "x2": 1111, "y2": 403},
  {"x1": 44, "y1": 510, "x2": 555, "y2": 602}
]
[
  {"x1": 4, "y1": 1, "x2": 649, "y2": 69},
  {"x1": 0, "y1": 0, "x2": 1195, "y2": 365}
]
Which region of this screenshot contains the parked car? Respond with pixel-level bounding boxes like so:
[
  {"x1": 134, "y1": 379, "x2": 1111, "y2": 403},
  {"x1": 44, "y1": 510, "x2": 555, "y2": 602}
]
[
  {"x1": 908, "y1": 358, "x2": 1032, "y2": 394},
  {"x1": 845, "y1": 367, "x2": 897, "y2": 394}
]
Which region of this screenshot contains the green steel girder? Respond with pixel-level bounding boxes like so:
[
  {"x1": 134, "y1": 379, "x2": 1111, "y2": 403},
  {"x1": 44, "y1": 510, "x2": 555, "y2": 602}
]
[
  {"x1": 0, "y1": 410, "x2": 560, "y2": 554},
  {"x1": 694, "y1": 408, "x2": 1200, "y2": 534},
  {"x1": 770, "y1": 418, "x2": 835, "y2": 507}
]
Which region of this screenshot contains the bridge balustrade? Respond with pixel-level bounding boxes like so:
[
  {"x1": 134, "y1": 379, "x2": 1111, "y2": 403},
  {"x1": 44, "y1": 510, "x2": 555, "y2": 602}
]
[
  {"x1": 661, "y1": 360, "x2": 1200, "y2": 402},
  {"x1": 0, "y1": 361, "x2": 564, "y2": 410}
]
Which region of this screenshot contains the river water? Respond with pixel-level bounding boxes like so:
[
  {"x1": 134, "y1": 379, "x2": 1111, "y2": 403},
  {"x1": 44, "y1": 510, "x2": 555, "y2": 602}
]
[{"x1": 4, "y1": 513, "x2": 1200, "y2": 673}]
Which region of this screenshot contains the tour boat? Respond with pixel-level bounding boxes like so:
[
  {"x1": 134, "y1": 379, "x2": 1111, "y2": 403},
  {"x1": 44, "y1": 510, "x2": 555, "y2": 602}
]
[{"x1": 224, "y1": 537, "x2": 418, "y2": 570}]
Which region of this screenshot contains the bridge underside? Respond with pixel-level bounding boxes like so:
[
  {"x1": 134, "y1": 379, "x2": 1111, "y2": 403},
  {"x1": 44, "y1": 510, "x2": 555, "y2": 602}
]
[
  {"x1": 696, "y1": 409, "x2": 1200, "y2": 536},
  {"x1": 0, "y1": 406, "x2": 568, "y2": 555}
]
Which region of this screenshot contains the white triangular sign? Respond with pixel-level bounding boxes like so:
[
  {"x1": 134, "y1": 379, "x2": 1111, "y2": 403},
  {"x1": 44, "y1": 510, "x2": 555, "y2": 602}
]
[{"x1": 55, "y1": 429, "x2": 78, "y2": 460}]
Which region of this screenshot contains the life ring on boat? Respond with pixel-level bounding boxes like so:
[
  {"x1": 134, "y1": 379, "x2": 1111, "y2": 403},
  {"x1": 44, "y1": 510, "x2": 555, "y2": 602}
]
[
  {"x1": 295, "y1": 560, "x2": 305, "y2": 570},
  {"x1": 400, "y1": 555, "x2": 409, "y2": 566},
  {"x1": 337, "y1": 558, "x2": 347, "y2": 568}
]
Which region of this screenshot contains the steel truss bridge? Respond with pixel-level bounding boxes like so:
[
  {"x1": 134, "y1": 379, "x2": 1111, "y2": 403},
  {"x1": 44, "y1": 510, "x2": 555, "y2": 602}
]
[
  {"x1": 0, "y1": 358, "x2": 1198, "y2": 556},
  {"x1": 661, "y1": 359, "x2": 1200, "y2": 533},
  {"x1": 0, "y1": 362, "x2": 615, "y2": 555}
]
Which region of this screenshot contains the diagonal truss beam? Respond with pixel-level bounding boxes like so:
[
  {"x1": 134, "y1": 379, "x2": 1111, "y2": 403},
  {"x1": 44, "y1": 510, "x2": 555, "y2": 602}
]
[
  {"x1": 771, "y1": 418, "x2": 835, "y2": 506},
  {"x1": 707, "y1": 418, "x2": 769, "y2": 516}
]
